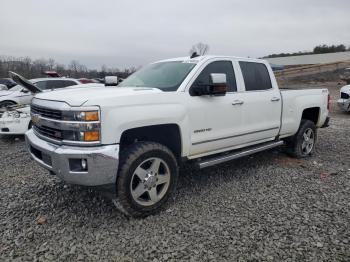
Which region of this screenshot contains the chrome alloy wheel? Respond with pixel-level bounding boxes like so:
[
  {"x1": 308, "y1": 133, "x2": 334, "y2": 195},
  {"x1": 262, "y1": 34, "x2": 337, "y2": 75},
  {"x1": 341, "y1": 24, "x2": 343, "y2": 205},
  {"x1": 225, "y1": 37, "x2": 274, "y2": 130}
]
[
  {"x1": 130, "y1": 157, "x2": 171, "y2": 206},
  {"x1": 301, "y1": 128, "x2": 315, "y2": 155}
]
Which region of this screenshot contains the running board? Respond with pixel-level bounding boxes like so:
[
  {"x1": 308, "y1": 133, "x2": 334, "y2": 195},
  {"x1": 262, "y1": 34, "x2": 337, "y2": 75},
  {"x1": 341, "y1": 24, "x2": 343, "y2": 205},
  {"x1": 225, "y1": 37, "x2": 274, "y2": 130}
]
[{"x1": 197, "y1": 140, "x2": 284, "y2": 169}]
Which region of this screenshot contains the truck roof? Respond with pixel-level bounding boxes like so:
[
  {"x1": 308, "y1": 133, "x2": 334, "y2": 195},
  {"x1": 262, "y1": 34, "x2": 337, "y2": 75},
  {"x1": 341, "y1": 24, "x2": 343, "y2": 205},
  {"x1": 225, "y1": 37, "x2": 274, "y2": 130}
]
[{"x1": 156, "y1": 55, "x2": 267, "y2": 64}]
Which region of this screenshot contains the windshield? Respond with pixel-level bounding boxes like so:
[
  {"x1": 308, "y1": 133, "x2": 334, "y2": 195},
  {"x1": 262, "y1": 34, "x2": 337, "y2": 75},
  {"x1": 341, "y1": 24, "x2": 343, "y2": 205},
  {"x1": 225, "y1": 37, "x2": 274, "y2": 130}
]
[{"x1": 118, "y1": 61, "x2": 196, "y2": 91}]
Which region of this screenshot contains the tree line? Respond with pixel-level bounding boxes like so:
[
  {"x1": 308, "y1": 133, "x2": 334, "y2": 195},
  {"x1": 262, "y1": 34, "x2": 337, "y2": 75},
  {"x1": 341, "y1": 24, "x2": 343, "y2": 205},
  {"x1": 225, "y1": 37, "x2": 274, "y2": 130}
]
[
  {"x1": 264, "y1": 44, "x2": 350, "y2": 58},
  {"x1": 0, "y1": 56, "x2": 137, "y2": 79}
]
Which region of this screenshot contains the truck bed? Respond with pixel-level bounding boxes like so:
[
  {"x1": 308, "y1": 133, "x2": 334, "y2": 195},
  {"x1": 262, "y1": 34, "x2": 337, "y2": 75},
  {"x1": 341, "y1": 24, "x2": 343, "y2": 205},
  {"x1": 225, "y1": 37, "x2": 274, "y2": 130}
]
[{"x1": 279, "y1": 88, "x2": 329, "y2": 138}]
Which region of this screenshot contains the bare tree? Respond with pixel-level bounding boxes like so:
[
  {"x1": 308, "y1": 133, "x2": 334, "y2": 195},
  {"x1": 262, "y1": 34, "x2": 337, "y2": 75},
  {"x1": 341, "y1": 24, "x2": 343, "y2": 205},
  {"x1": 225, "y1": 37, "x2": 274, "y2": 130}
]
[
  {"x1": 48, "y1": 58, "x2": 55, "y2": 70},
  {"x1": 0, "y1": 55, "x2": 135, "y2": 79},
  {"x1": 189, "y1": 42, "x2": 210, "y2": 56}
]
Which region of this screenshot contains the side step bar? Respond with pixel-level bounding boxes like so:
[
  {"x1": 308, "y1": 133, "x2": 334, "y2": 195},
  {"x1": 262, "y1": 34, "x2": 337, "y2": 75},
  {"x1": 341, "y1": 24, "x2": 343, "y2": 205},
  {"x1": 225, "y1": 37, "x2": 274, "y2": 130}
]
[{"x1": 197, "y1": 140, "x2": 284, "y2": 169}]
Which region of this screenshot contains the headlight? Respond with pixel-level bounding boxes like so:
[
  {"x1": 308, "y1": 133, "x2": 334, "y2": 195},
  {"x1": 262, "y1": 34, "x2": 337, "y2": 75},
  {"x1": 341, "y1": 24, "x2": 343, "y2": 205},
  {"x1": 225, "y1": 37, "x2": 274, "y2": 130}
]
[
  {"x1": 62, "y1": 110, "x2": 99, "y2": 121},
  {"x1": 31, "y1": 105, "x2": 101, "y2": 145}
]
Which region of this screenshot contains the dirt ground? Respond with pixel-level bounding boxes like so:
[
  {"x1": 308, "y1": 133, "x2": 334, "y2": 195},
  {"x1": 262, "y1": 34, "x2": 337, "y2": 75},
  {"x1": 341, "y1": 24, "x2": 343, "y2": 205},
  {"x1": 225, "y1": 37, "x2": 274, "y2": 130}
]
[{"x1": 1, "y1": 81, "x2": 349, "y2": 261}]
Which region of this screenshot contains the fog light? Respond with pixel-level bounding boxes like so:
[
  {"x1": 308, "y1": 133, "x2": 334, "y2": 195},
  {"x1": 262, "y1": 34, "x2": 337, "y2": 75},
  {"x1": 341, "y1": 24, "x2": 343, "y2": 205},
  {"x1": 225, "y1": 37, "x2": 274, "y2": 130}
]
[
  {"x1": 69, "y1": 158, "x2": 88, "y2": 172},
  {"x1": 81, "y1": 159, "x2": 88, "y2": 170}
]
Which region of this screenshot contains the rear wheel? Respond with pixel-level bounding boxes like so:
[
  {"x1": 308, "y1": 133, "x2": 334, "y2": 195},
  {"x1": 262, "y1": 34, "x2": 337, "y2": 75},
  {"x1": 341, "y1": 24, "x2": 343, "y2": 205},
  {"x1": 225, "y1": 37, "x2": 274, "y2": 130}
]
[
  {"x1": 286, "y1": 119, "x2": 317, "y2": 158},
  {"x1": 114, "y1": 142, "x2": 178, "y2": 217}
]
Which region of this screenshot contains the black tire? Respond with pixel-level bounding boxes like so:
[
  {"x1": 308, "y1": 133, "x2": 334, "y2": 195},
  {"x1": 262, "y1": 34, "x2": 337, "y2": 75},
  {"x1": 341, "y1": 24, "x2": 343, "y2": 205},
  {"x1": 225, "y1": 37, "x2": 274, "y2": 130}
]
[
  {"x1": 114, "y1": 142, "x2": 178, "y2": 217},
  {"x1": 0, "y1": 101, "x2": 16, "y2": 108},
  {"x1": 285, "y1": 119, "x2": 317, "y2": 158}
]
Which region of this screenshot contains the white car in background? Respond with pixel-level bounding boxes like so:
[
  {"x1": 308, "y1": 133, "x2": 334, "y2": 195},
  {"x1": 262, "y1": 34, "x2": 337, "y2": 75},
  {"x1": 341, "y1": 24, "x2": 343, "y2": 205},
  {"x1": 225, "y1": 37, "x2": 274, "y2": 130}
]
[
  {"x1": 0, "y1": 77, "x2": 82, "y2": 108},
  {"x1": 0, "y1": 105, "x2": 31, "y2": 134},
  {"x1": 337, "y1": 85, "x2": 350, "y2": 112},
  {"x1": 0, "y1": 73, "x2": 115, "y2": 135}
]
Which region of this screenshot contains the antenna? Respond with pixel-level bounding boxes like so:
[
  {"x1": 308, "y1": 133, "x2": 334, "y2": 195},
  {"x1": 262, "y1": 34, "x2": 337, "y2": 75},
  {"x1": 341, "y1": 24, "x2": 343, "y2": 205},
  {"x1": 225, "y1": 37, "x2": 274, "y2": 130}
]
[{"x1": 190, "y1": 52, "x2": 200, "y2": 59}]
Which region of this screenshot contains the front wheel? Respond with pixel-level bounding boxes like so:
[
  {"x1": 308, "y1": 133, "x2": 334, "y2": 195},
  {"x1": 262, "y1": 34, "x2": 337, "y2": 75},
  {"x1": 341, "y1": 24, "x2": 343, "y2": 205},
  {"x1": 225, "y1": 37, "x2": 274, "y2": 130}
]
[
  {"x1": 0, "y1": 101, "x2": 16, "y2": 108},
  {"x1": 286, "y1": 119, "x2": 317, "y2": 158},
  {"x1": 114, "y1": 142, "x2": 178, "y2": 217}
]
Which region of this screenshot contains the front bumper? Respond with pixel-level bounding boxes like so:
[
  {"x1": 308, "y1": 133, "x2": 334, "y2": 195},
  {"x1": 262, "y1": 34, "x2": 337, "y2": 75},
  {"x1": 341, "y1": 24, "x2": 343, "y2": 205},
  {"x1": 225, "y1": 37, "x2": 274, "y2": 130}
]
[
  {"x1": 25, "y1": 129, "x2": 119, "y2": 186},
  {"x1": 337, "y1": 99, "x2": 350, "y2": 111},
  {"x1": 0, "y1": 117, "x2": 30, "y2": 134}
]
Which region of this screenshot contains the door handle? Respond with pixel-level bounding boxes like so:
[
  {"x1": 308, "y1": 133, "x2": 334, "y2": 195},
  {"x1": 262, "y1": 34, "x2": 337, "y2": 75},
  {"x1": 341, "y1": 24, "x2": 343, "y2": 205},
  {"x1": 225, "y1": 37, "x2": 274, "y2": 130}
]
[
  {"x1": 271, "y1": 97, "x2": 280, "y2": 102},
  {"x1": 232, "y1": 100, "x2": 244, "y2": 105}
]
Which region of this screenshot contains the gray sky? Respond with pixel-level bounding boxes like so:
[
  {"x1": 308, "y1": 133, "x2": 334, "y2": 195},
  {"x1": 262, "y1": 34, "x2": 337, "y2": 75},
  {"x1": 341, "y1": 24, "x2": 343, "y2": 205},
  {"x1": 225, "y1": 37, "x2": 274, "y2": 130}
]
[{"x1": 1, "y1": 0, "x2": 349, "y2": 69}]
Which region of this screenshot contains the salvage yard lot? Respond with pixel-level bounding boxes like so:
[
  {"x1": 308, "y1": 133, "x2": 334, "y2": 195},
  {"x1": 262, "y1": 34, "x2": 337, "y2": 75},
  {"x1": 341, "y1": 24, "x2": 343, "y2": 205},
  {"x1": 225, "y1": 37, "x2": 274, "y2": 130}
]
[{"x1": 1, "y1": 82, "x2": 350, "y2": 261}]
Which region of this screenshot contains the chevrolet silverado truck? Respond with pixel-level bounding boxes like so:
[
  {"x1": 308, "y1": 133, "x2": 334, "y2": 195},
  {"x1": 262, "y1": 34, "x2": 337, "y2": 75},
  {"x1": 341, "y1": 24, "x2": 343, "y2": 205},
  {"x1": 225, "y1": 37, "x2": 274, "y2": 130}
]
[{"x1": 25, "y1": 55, "x2": 330, "y2": 217}]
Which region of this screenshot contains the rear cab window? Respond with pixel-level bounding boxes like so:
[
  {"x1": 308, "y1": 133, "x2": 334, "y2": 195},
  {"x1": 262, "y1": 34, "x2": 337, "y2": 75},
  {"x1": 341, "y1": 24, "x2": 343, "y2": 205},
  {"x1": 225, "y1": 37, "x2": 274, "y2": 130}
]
[{"x1": 239, "y1": 61, "x2": 272, "y2": 91}]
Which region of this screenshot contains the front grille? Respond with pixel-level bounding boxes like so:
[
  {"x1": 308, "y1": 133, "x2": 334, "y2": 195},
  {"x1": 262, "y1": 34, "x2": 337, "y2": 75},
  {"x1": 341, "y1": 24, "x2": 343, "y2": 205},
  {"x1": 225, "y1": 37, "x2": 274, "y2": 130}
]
[
  {"x1": 34, "y1": 125, "x2": 63, "y2": 141},
  {"x1": 341, "y1": 92, "x2": 349, "y2": 99},
  {"x1": 30, "y1": 101, "x2": 100, "y2": 145},
  {"x1": 31, "y1": 105, "x2": 62, "y2": 120}
]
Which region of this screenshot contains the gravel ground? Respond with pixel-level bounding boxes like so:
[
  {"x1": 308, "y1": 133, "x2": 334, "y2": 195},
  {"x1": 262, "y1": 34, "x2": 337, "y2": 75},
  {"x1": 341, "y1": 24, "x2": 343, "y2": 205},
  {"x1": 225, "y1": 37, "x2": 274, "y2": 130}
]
[{"x1": 1, "y1": 83, "x2": 350, "y2": 261}]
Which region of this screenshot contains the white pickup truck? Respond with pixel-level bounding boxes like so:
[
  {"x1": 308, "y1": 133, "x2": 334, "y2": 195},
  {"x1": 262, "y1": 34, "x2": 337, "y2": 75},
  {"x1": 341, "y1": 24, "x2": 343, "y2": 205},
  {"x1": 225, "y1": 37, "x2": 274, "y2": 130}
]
[{"x1": 25, "y1": 55, "x2": 330, "y2": 217}]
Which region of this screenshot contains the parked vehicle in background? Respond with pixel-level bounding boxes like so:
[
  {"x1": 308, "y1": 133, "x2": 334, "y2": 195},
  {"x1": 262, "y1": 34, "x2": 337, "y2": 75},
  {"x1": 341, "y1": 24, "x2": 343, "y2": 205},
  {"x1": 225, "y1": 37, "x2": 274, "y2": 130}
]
[
  {"x1": 337, "y1": 84, "x2": 350, "y2": 112},
  {"x1": 0, "y1": 73, "x2": 106, "y2": 135},
  {"x1": 0, "y1": 78, "x2": 17, "y2": 89},
  {"x1": 78, "y1": 78, "x2": 95, "y2": 84},
  {"x1": 0, "y1": 84, "x2": 8, "y2": 91},
  {"x1": 0, "y1": 105, "x2": 31, "y2": 135},
  {"x1": 25, "y1": 55, "x2": 330, "y2": 217},
  {"x1": 0, "y1": 77, "x2": 82, "y2": 108}
]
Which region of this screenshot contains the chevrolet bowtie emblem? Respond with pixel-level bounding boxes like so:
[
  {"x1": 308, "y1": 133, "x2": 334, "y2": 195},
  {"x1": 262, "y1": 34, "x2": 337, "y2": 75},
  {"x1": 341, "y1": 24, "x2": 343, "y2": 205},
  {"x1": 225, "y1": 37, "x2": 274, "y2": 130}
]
[{"x1": 31, "y1": 114, "x2": 41, "y2": 125}]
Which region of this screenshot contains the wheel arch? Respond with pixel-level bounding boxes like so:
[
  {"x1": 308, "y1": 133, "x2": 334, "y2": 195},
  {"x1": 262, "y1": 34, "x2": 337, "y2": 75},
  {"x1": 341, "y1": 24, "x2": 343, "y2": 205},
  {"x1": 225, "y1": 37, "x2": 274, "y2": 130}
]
[
  {"x1": 300, "y1": 107, "x2": 320, "y2": 126},
  {"x1": 119, "y1": 124, "x2": 183, "y2": 161},
  {"x1": 0, "y1": 100, "x2": 17, "y2": 105}
]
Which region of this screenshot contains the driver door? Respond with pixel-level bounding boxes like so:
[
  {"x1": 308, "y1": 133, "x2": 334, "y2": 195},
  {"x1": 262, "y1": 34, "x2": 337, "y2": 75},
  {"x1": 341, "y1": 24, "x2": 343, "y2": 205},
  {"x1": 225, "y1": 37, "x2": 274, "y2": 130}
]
[{"x1": 186, "y1": 60, "x2": 245, "y2": 157}]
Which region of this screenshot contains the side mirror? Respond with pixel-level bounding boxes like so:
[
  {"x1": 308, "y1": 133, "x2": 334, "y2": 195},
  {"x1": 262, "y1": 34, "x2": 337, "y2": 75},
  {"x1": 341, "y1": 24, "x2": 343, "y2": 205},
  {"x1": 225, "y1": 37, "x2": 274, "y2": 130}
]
[
  {"x1": 22, "y1": 88, "x2": 29, "y2": 93},
  {"x1": 0, "y1": 84, "x2": 8, "y2": 91},
  {"x1": 190, "y1": 73, "x2": 228, "y2": 96},
  {"x1": 208, "y1": 73, "x2": 227, "y2": 96},
  {"x1": 104, "y1": 76, "x2": 118, "y2": 86}
]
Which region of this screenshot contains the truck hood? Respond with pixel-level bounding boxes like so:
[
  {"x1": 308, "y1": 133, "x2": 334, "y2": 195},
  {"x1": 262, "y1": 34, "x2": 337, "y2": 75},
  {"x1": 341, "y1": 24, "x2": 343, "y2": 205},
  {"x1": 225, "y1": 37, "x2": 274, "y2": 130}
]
[{"x1": 34, "y1": 86, "x2": 162, "y2": 106}]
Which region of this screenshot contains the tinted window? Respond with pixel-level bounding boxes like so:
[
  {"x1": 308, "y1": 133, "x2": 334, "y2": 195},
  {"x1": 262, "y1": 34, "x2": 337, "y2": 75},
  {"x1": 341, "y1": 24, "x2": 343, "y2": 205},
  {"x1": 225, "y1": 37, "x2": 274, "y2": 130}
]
[
  {"x1": 34, "y1": 81, "x2": 47, "y2": 90},
  {"x1": 191, "y1": 61, "x2": 237, "y2": 92},
  {"x1": 37, "y1": 80, "x2": 77, "y2": 90},
  {"x1": 239, "y1": 62, "x2": 272, "y2": 91},
  {"x1": 58, "y1": 80, "x2": 77, "y2": 88}
]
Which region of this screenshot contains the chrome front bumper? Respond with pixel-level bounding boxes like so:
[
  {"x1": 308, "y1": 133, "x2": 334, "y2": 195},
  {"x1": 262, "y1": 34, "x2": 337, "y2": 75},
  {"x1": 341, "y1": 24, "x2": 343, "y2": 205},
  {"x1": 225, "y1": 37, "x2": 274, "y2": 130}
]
[{"x1": 25, "y1": 129, "x2": 119, "y2": 186}]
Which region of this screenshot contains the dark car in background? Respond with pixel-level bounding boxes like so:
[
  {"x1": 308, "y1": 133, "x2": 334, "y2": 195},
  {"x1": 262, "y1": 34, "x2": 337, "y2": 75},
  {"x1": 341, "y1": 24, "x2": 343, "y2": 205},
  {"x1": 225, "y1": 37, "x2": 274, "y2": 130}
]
[{"x1": 0, "y1": 78, "x2": 17, "y2": 89}]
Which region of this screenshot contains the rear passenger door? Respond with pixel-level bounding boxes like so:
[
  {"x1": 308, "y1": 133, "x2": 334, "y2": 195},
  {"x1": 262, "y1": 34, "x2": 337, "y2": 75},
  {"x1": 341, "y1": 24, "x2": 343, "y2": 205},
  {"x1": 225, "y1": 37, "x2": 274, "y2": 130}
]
[{"x1": 237, "y1": 61, "x2": 281, "y2": 143}]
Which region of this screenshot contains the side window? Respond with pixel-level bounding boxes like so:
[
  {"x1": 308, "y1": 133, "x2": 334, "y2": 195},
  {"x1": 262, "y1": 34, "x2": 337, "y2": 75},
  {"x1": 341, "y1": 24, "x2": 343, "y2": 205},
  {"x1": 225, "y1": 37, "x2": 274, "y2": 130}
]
[
  {"x1": 45, "y1": 81, "x2": 60, "y2": 89},
  {"x1": 45, "y1": 80, "x2": 77, "y2": 89},
  {"x1": 34, "y1": 81, "x2": 47, "y2": 90},
  {"x1": 191, "y1": 61, "x2": 237, "y2": 92},
  {"x1": 58, "y1": 80, "x2": 77, "y2": 88},
  {"x1": 239, "y1": 62, "x2": 272, "y2": 91}
]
